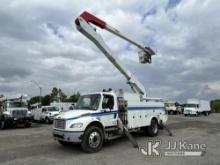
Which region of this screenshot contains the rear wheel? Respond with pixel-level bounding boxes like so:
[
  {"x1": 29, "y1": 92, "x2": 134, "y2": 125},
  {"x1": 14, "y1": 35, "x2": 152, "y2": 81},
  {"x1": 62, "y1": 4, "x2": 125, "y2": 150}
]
[
  {"x1": 145, "y1": 119, "x2": 158, "y2": 137},
  {"x1": 81, "y1": 126, "x2": 104, "y2": 153},
  {"x1": 0, "y1": 118, "x2": 6, "y2": 129},
  {"x1": 204, "y1": 112, "x2": 209, "y2": 116}
]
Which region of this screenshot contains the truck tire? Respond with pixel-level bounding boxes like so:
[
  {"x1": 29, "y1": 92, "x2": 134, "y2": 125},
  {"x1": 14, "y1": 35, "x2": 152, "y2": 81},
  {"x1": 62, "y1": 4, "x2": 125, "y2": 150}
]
[
  {"x1": 0, "y1": 118, "x2": 6, "y2": 129},
  {"x1": 81, "y1": 126, "x2": 104, "y2": 153},
  {"x1": 45, "y1": 117, "x2": 50, "y2": 124},
  {"x1": 145, "y1": 119, "x2": 158, "y2": 137},
  {"x1": 204, "y1": 112, "x2": 208, "y2": 116}
]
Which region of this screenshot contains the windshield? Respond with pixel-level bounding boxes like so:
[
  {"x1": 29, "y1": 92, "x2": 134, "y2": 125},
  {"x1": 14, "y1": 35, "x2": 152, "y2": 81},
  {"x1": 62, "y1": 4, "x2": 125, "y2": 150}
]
[
  {"x1": 185, "y1": 104, "x2": 198, "y2": 108},
  {"x1": 165, "y1": 103, "x2": 175, "y2": 107},
  {"x1": 47, "y1": 107, "x2": 59, "y2": 111},
  {"x1": 75, "y1": 94, "x2": 101, "y2": 110},
  {"x1": 7, "y1": 101, "x2": 27, "y2": 108}
]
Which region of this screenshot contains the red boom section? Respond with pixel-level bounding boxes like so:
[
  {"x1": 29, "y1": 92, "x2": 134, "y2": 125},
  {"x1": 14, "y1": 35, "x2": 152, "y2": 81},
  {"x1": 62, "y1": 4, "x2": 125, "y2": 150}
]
[{"x1": 75, "y1": 11, "x2": 106, "y2": 29}]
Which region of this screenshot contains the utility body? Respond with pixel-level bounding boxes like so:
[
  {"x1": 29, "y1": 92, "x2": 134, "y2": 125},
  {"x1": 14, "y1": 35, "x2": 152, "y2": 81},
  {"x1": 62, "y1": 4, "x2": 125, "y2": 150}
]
[{"x1": 53, "y1": 11, "x2": 168, "y2": 153}]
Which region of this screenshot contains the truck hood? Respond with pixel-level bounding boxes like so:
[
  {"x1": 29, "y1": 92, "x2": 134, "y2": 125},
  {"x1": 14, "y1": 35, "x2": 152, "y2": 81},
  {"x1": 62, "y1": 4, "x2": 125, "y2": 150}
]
[
  {"x1": 48, "y1": 111, "x2": 60, "y2": 116},
  {"x1": 56, "y1": 110, "x2": 94, "y2": 120}
]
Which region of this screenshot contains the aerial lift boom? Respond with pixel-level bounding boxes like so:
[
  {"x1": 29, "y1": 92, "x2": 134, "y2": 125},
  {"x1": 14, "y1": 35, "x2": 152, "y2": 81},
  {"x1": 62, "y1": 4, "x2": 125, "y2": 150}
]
[{"x1": 75, "y1": 11, "x2": 155, "y2": 100}]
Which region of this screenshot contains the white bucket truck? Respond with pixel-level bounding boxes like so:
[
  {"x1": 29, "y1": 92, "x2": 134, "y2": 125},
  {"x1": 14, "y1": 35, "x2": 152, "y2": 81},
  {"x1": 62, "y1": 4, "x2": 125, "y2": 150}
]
[
  {"x1": 165, "y1": 101, "x2": 178, "y2": 115},
  {"x1": 184, "y1": 99, "x2": 211, "y2": 116},
  {"x1": 53, "y1": 11, "x2": 168, "y2": 153},
  {"x1": 32, "y1": 106, "x2": 60, "y2": 124},
  {"x1": 0, "y1": 94, "x2": 32, "y2": 129}
]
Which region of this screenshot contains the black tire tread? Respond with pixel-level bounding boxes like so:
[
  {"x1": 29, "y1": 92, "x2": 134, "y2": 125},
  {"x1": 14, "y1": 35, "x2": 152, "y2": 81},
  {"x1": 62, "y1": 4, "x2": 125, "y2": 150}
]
[{"x1": 81, "y1": 126, "x2": 104, "y2": 153}]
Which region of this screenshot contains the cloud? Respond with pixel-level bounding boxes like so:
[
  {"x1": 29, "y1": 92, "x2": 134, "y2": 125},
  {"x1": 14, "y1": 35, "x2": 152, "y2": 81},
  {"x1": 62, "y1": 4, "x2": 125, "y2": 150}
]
[{"x1": 0, "y1": 0, "x2": 220, "y2": 102}]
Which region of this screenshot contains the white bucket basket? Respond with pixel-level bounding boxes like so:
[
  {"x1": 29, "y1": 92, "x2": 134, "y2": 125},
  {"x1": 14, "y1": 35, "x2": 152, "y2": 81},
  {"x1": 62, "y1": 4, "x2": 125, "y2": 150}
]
[{"x1": 138, "y1": 50, "x2": 152, "y2": 64}]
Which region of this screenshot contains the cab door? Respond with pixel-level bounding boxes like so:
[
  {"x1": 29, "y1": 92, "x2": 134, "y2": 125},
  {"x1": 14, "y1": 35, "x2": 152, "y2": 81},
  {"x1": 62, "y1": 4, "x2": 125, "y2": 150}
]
[{"x1": 100, "y1": 94, "x2": 117, "y2": 127}]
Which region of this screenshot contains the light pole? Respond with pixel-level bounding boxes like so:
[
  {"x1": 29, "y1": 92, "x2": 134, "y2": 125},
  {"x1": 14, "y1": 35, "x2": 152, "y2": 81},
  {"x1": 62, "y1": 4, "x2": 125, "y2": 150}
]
[{"x1": 30, "y1": 80, "x2": 42, "y2": 106}]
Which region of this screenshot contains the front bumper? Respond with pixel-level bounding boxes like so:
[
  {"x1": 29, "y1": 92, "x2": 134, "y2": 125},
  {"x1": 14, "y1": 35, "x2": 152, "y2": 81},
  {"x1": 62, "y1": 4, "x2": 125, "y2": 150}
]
[
  {"x1": 184, "y1": 110, "x2": 197, "y2": 115},
  {"x1": 53, "y1": 129, "x2": 84, "y2": 143},
  {"x1": 5, "y1": 116, "x2": 33, "y2": 124}
]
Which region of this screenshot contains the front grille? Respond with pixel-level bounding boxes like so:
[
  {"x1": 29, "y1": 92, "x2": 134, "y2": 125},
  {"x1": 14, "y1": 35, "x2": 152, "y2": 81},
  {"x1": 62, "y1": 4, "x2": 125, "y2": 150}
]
[
  {"x1": 54, "y1": 119, "x2": 66, "y2": 129},
  {"x1": 12, "y1": 110, "x2": 27, "y2": 118}
]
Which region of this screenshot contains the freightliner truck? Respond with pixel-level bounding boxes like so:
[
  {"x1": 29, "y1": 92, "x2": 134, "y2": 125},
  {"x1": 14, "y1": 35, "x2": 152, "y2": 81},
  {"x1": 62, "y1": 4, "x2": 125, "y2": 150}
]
[{"x1": 53, "y1": 11, "x2": 168, "y2": 153}]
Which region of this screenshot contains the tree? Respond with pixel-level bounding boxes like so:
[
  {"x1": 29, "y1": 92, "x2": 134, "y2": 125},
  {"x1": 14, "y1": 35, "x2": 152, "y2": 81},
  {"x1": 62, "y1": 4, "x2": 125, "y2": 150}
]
[
  {"x1": 58, "y1": 88, "x2": 67, "y2": 102},
  {"x1": 50, "y1": 87, "x2": 67, "y2": 102},
  {"x1": 50, "y1": 87, "x2": 59, "y2": 102},
  {"x1": 28, "y1": 96, "x2": 42, "y2": 107},
  {"x1": 69, "y1": 92, "x2": 80, "y2": 102},
  {"x1": 42, "y1": 95, "x2": 51, "y2": 106},
  {"x1": 210, "y1": 100, "x2": 220, "y2": 113}
]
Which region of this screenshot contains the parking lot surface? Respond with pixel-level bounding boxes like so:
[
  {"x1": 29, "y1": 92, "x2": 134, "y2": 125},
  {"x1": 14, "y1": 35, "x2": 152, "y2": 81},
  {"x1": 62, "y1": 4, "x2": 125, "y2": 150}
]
[{"x1": 0, "y1": 114, "x2": 220, "y2": 165}]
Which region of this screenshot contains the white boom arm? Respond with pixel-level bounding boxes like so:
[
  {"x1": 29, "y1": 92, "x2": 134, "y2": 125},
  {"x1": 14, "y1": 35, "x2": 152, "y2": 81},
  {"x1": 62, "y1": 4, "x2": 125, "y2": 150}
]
[{"x1": 75, "y1": 11, "x2": 155, "y2": 100}]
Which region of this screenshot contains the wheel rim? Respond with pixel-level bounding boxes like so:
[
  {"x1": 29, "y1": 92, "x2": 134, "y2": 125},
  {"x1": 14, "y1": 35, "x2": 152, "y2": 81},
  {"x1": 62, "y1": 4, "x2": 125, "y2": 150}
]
[{"x1": 88, "y1": 131, "x2": 101, "y2": 148}]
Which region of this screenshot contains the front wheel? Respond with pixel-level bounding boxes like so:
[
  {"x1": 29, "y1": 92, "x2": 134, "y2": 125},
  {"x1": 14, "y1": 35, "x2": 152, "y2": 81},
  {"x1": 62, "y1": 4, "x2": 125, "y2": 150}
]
[
  {"x1": 45, "y1": 117, "x2": 51, "y2": 124},
  {"x1": 81, "y1": 126, "x2": 104, "y2": 153},
  {"x1": 0, "y1": 118, "x2": 6, "y2": 129},
  {"x1": 145, "y1": 119, "x2": 159, "y2": 137}
]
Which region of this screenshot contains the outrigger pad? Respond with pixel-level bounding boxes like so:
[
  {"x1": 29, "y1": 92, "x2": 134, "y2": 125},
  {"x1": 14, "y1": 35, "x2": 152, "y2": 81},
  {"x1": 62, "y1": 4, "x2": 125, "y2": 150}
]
[{"x1": 162, "y1": 123, "x2": 173, "y2": 136}]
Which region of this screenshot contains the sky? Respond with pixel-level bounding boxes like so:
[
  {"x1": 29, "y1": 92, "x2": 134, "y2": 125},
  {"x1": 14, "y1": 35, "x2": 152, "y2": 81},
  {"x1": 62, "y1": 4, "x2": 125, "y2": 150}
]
[{"x1": 0, "y1": 0, "x2": 220, "y2": 102}]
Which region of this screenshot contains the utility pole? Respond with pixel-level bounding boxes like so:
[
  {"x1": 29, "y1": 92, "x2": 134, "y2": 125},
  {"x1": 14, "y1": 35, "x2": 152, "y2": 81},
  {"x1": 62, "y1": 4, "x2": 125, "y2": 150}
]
[{"x1": 30, "y1": 80, "x2": 42, "y2": 107}]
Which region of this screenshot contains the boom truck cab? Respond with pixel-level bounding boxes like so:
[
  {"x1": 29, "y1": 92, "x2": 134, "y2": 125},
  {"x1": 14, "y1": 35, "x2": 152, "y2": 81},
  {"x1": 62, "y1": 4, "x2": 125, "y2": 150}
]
[{"x1": 53, "y1": 11, "x2": 168, "y2": 153}]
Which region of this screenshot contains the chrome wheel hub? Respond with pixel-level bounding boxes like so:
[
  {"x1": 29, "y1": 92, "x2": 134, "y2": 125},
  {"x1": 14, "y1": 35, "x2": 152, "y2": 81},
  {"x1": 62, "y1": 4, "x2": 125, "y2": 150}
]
[{"x1": 88, "y1": 131, "x2": 101, "y2": 148}]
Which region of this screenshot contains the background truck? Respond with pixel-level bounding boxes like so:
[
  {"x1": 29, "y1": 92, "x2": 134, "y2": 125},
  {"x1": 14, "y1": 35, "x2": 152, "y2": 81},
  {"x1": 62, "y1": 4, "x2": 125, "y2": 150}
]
[
  {"x1": 165, "y1": 101, "x2": 178, "y2": 115},
  {"x1": 32, "y1": 106, "x2": 60, "y2": 124},
  {"x1": 184, "y1": 99, "x2": 211, "y2": 116},
  {"x1": 53, "y1": 11, "x2": 168, "y2": 153},
  {"x1": 50, "y1": 102, "x2": 76, "y2": 112},
  {"x1": 0, "y1": 95, "x2": 32, "y2": 129}
]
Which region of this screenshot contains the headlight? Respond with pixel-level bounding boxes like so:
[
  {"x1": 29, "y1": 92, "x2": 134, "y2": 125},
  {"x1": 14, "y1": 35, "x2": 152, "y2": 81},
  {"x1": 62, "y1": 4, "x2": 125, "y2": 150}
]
[{"x1": 70, "y1": 122, "x2": 83, "y2": 128}]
